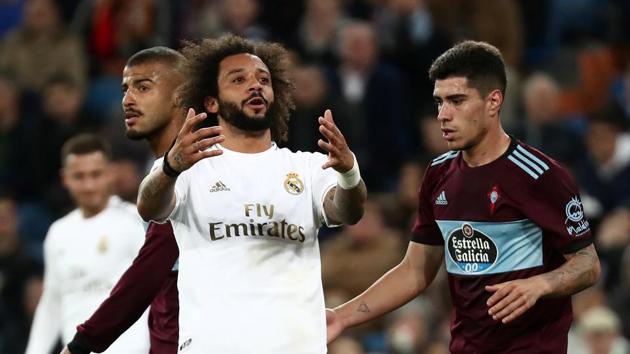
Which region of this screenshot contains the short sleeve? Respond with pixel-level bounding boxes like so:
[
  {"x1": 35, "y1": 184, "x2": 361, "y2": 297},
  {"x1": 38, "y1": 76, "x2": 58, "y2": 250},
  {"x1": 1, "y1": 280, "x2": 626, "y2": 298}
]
[
  {"x1": 309, "y1": 152, "x2": 338, "y2": 227},
  {"x1": 524, "y1": 166, "x2": 593, "y2": 254},
  {"x1": 410, "y1": 167, "x2": 443, "y2": 245}
]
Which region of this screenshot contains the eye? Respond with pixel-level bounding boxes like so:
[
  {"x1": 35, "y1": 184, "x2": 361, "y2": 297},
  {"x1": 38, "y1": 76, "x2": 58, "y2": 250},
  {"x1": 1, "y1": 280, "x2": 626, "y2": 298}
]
[
  {"x1": 232, "y1": 76, "x2": 245, "y2": 83},
  {"x1": 259, "y1": 77, "x2": 270, "y2": 85},
  {"x1": 139, "y1": 85, "x2": 149, "y2": 92}
]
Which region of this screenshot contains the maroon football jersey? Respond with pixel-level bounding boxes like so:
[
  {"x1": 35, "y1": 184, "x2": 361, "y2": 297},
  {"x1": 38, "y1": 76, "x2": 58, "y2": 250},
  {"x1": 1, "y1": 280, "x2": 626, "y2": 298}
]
[
  {"x1": 77, "y1": 222, "x2": 179, "y2": 353},
  {"x1": 411, "y1": 138, "x2": 592, "y2": 353}
]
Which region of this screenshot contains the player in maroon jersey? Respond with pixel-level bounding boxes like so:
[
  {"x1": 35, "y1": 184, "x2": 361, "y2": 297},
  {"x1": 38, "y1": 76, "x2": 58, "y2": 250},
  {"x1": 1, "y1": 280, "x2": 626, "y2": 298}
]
[
  {"x1": 61, "y1": 47, "x2": 185, "y2": 354},
  {"x1": 326, "y1": 41, "x2": 601, "y2": 353}
]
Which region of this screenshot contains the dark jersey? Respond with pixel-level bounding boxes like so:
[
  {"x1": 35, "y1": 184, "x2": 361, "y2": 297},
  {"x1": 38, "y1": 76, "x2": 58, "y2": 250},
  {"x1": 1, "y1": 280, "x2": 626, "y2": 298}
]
[
  {"x1": 411, "y1": 139, "x2": 592, "y2": 354},
  {"x1": 75, "y1": 222, "x2": 179, "y2": 353}
]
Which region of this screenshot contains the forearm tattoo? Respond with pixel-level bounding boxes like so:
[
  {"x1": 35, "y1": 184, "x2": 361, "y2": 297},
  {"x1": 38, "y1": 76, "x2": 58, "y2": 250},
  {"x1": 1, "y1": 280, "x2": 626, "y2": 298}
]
[
  {"x1": 357, "y1": 301, "x2": 370, "y2": 313},
  {"x1": 541, "y1": 245, "x2": 599, "y2": 297}
]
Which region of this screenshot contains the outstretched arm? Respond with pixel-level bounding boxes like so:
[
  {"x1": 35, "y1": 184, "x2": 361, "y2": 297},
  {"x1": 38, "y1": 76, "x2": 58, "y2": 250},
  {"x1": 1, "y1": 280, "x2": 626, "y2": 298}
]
[
  {"x1": 486, "y1": 244, "x2": 600, "y2": 324},
  {"x1": 327, "y1": 242, "x2": 444, "y2": 343},
  {"x1": 318, "y1": 109, "x2": 367, "y2": 225},
  {"x1": 137, "y1": 108, "x2": 224, "y2": 221}
]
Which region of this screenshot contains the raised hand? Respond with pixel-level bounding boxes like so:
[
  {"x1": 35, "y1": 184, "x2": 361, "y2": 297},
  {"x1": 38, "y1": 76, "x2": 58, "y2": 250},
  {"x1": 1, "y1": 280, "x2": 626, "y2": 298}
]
[
  {"x1": 317, "y1": 109, "x2": 354, "y2": 173},
  {"x1": 166, "y1": 108, "x2": 225, "y2": 173}
]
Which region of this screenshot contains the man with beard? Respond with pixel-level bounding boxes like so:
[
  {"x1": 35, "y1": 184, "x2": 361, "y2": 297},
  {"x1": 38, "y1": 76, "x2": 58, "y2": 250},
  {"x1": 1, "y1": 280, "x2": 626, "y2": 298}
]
[
  {"x1": 62, "y1": 47, "x2": 185, "y2": 354},
  {"x1": 136, "y1": 35, "x2": 367, "y2": 354}
]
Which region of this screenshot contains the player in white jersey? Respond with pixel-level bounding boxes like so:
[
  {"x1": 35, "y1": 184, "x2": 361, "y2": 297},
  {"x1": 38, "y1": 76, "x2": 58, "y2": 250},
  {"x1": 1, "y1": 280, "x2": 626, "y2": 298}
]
[
  {"x1": 26, "y1": 134, "x2": 149, "y2": 354},
  {"x1": 136, "y1": 35, "x2": 368, "y2": 354}
]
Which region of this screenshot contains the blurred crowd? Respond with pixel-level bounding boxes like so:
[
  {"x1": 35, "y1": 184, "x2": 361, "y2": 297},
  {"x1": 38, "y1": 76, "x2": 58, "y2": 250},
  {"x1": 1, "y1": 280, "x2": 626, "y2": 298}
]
[{"x1": 0, "y1": 0, "x2": 629, "y2": 353}]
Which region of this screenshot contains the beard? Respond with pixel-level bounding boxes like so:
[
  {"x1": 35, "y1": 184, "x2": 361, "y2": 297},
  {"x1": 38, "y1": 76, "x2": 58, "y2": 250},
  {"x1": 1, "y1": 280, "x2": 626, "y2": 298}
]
[{"x1": 218, "y1": 99, "x2": 272, "y2": 132}]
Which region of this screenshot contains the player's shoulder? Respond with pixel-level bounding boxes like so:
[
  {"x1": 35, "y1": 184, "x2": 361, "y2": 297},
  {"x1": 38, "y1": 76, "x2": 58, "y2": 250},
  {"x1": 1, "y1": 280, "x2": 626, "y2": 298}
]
[
  {"x1": 427, "y1": 150, "x2": 460, "y2": 174},
  {"x1": 505, "y1": 140, "x2": 568, "y2": 181},
  {"x1": 277, "y1": 146, "x2": 328, "y2": 165},
  {"x1": 45, "y1": 208, "x2": 82, "y2": 243},
  {"x1": 107, "y1": 196, "x2": 143, "y2": 222}
]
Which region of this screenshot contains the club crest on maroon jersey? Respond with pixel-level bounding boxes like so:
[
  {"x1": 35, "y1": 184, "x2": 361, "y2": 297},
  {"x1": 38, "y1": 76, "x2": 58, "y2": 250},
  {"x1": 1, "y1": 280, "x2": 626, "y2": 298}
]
[{"x1": 487, "y1": 185, "x2": 501, "y2": 215}]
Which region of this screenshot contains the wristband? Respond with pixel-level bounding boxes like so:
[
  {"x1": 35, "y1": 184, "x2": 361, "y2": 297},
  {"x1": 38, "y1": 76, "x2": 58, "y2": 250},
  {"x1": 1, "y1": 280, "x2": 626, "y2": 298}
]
[
  {"x1": 337, "y1": 154, "x2": 361, "y2": 189},
  {"x1": 162, "y1": 154, "x2": 181, "y2": 178}
]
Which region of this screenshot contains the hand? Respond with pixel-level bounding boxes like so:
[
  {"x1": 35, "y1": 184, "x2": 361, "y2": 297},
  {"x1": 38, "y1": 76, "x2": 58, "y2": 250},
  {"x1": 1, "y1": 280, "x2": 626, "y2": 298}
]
[
  {"x1": 485, "y1": 277, "x2": 547, "y2": 324},
  {"x1": 317, "y1": 109, "x2": 354, "y2": 172},
  {"x1": 59, "y1": 346, "x2": 72, "y2": 354},
  {"x1": 166, "y1": 108, "x2": 225, "y2": 173},
  {"x1": 326, "y1": 308, "x2": 345, "y2": 344}
]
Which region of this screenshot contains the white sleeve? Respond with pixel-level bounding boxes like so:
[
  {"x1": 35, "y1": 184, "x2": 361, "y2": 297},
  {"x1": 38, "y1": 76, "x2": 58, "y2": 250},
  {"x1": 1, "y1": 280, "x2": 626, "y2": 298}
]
[
  {"x1": 309, "y1": 152, "x2": 339, "y2": 227},
  {"x1": 25, "y1": 228, "x2": 62, "y2": 354}
]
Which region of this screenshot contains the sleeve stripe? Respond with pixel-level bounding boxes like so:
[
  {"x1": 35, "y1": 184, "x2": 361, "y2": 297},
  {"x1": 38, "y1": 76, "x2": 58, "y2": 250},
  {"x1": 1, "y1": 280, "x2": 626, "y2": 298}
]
[
  {"x1": 431, "y1": 151, "x2": 459, "y2": 166},
  {"x1": 516, "y1": 145, "x2": 550, "y2": 171},
  {"x1": 508, "y1": 155, "x2": 540, "y2": 179},
  {"x1": 513, "y1": 150, "x2": 545, "y2": 175}
]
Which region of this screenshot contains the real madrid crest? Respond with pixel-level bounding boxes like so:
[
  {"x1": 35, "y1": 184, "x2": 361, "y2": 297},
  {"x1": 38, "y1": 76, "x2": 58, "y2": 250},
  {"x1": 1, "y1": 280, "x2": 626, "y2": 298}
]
[
  {"x1": 284, "y1": 172, "x2": 304, "y2": 195},
  {"x1": 97, "y1": 235, "x2": 108, "y2": 254}
]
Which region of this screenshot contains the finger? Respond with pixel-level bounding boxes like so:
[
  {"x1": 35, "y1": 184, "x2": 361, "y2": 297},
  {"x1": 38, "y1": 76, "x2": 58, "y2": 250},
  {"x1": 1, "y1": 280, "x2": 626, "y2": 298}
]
[
  {"x1": 195, "y1": 135, "x2": 225, "y2": 151},
  {"x1": 195, "y1": 149, "x2": 223, "y2": 161},
  {"x1": 486, "y1": 285, "x2": 509, "y2": 306},
  {"x1": 319, "y1": 124, "x2": 340, "y2": 145},
  {"x1": 322, "y1": 158, "x2": 337, "y2": 170},
  {"x1": 485, "y1": 284, "x2": 500, "y2": 292},
  {"x1": 183, "y1": 109, "x2": 207, "y2": 133},
  {"x1": 488, "y1": 292, "x2": 516, "y2": 317},
  {"x1": 193, "y1": 126, "x2": 223, "y2": 140},
  {"x1": 501, "y1": 305, "x2": 529, "y2": 323},
  {"x1": 491, "y1": 296, "x2": 524, "y2": 320},
  {"x1": 318, "y1": 139, "x2": 340, "y2": 156},
  {"x1": 324, "y1": 109, "x2": 335, "y2": 123},
  {"x1": 319, "y1": 116, "x2": 343, "y2": 137}
]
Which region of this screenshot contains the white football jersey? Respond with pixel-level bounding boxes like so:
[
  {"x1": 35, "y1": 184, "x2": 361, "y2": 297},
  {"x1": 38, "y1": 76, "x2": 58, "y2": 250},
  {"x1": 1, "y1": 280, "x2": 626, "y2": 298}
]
[
  {"x1": 26, "y1": 196, "x2": 150, "y2": 354},
  {"x1": 162, "y1": 143, "x2": 337, "y2": 354}
]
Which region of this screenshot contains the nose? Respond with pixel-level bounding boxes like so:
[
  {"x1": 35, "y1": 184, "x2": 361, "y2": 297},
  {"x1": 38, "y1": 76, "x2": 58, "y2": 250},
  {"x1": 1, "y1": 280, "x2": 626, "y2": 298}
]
[
  {"x1": 436, "y1": 104, "x2": 451, "y2": 122},
  {"x1": 122, "y1": 91, "x2": 135, "y2": 108},
  {"x1": 247, "y1": 77, "x2": 263, "y2": 93}
]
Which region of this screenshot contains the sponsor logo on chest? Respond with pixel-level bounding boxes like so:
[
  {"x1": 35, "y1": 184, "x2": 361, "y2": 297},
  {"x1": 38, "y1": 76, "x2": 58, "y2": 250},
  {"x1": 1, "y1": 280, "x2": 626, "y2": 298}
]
[{"x1": 447, "y1": 223, "x2": 498, "y2": 274}]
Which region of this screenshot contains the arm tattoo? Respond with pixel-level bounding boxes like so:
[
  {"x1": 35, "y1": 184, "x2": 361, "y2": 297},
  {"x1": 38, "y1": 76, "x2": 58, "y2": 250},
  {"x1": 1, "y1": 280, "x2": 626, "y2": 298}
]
[
  {"x1": 324, "y1": 181, "x2": 367, "y2": 225},
  {"x1": 357, "y1": 301, "x2": 370, "y2": 313},
  {"x1": 173, "y1": 152, "x2": 183, "y2": 164},
  {"x1": 540, "y1": 245, "x2": 599, "y2": 297}
]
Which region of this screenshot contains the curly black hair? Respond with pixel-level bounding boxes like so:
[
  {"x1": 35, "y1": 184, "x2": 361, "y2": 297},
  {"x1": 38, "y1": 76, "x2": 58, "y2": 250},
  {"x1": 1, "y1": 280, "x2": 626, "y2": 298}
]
[
  {"x1": 429, "y1": 40, "x2": 507, "y2": 97},
  {"x1": 178, "y1": 35, "x2": 295, "y2": 142}
]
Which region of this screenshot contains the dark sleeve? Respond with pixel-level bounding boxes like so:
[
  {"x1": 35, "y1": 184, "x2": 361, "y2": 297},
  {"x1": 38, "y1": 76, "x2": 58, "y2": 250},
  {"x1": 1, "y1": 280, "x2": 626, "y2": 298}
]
[
  {"x1": 72, "y1": 222, "x2": 179, "y2": 352},
  {"x1": 410, "y1": 166, "x2": 444, "y2": 245},
  {"x1": 524, "y1": 165, "x2": 593, "y2": 254}
]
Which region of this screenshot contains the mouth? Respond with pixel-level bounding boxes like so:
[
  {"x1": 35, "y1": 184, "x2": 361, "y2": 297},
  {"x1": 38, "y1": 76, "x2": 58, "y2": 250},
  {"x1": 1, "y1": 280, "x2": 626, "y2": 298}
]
[
  {"x1": 244, "y1": 96, "x2": 268, "y2": 110},
  {"x1": 441, "y1": 128, "x2": 455, "y2": 139},
  {"x1": 124, "y1": 110, "x2": 142, "y2": 124}
]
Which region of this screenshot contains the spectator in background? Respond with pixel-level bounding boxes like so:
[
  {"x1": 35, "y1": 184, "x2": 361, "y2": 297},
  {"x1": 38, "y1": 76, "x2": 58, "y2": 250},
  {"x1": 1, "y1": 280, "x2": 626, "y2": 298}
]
[
  {"x1": 575, "y1": 104, "x2": 630, "y2": 219},
  {"x1": 515, "y1": 72, "x2": 587, "y2": 170},
  {"x1": 292, "y1": 0, "x2": 350, "y2": 66},
  {"x1": 327, "y1": 336, "x2": 366, "y2": 354},
  {"x1": 380, "y1": 161, "x2": 427, "y2": 232},
  {"x1": 27, "y1": 75, "x2": 96, "y2": 216},
  {"x1": 72, "y1": 0, "x2": 170, "y2": 77},
  {"x1": 576, "y1": 306, "x2": 630, "y2": 354},
  {"x1": 0, "y1": 0, "x2": 87, "y2": 93},
  {"x1": 184, "y1": 0, "x2": 268, "y2": 42},
  {"x1": 328, "y1": 21, "x2": 411, "y2": 191},
  {"x1": 287, "y1": 63, "x2": 352, "y2": 153}
]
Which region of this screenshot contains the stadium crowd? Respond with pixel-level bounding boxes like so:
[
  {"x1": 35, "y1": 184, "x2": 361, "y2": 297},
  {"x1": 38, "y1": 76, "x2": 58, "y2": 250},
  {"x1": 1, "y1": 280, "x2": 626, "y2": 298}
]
[{"x1": 0, "y1": 0, "x2": 629, "y2": 353}]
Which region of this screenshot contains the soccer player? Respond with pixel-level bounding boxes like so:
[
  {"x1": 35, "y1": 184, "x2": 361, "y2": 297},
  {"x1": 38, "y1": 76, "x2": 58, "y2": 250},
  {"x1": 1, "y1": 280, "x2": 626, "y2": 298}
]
[
  {"x1": 136, "y1": 35, "x2": 367, "y2": 353},
  {"x1": 325, "y1": 40, "x2": 601, "y2": 353},
  {"x1": 26, "y1": 134, "x2": 149, "y2": 354},
  {"x1": 62, "y1": 47, "x2": 185, "y2": 354}
]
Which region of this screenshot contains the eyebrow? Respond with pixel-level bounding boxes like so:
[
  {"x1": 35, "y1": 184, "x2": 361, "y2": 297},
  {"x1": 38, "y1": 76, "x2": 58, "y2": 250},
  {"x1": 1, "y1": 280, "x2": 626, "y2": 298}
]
[
  {"x1": 121, "y1": 78, "x2": 155, "y2": 89},
  {"x1": 434, "y1": 93, "x2": 467, "y2": 101},
  {"x1": 225, "y1": 68, "x2": 271, "y2": 76}
]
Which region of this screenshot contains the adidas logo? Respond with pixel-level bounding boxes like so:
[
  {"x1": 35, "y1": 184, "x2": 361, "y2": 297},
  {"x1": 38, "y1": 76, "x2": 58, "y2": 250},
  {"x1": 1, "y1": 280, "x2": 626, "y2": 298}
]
[
  {"x1": 209, "y1": 181, "x2": 230, "y2": 193},
  {"x1": 435, "y1": 191, "x2": 448, "y2": 205}
]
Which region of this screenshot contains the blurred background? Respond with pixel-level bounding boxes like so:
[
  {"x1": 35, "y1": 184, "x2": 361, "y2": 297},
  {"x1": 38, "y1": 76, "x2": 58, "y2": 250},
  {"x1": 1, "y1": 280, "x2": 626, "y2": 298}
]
[{"x1": 0, "y1": 0, "x2": 629, "y2": 353}]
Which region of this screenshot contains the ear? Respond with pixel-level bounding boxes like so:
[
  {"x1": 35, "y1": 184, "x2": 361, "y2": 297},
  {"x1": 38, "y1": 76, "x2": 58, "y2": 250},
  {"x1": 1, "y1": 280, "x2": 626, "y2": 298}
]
[
  {"x1": 204, "y1": 96, "x2": 219, "y2": 114},
  {"x1": 487, "y1": 89, "x2": 503, "y2": 117}
]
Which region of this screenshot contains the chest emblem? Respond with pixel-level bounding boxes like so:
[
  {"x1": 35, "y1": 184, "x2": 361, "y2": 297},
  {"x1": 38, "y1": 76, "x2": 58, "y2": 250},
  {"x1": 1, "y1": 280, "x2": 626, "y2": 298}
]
[
  {"x1": 447, "y1": 223, "x2": 498, "y2": 274},
  {"x1": 284, "y1": 172, "x2": 304, "y2": 195},
  {"x1": 97, "y1": 235, "x2": 108, "y2": 254},
  {"x1": 487, "y1": 185, "x2": 501, "y2": 215}
]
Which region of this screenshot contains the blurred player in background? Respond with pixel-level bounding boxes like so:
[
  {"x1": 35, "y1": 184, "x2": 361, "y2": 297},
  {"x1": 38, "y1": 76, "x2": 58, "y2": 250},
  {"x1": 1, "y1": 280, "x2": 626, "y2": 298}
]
[{"x1": 26, "y1": 133, "x2": 149, "y2": 354}]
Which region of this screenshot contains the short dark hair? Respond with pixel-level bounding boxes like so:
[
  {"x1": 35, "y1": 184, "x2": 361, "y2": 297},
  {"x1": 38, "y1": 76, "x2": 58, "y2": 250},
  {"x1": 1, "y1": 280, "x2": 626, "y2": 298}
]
[
  {"x1": 429, "y1": 40, "x2": 507, "y2": 97},
  {"x1": 61, "y1": 133, "x2": 112, "y2": 165},
  {"x1": 178, "y1": 35, "x2": 295, "y2": 142},
  {"x1": 126, "y1": 46, "x2": 186, "y2": 69}
]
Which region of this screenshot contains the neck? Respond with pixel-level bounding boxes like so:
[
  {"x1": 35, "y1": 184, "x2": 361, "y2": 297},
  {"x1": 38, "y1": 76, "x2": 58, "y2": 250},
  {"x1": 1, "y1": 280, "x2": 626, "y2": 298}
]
[
  {"x1": 219, "y1": 121, "x2": 272, "y2": 153},
  {"x1": 148, "y1": 115, "x2": 183, "y2": 158},
  {"x1": 80, "y1": 197, "x2": 110, "y2": 218},
  {"x1": 462, "y1": 126, "x2": 511, "y2": 167}
]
